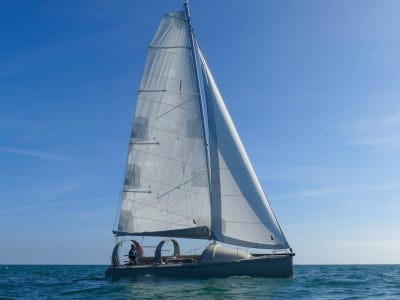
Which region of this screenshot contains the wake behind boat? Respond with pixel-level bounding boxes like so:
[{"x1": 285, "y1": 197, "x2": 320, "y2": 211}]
[{"x1": 106, "y1": 0, "x2": 294, "y2": 278}]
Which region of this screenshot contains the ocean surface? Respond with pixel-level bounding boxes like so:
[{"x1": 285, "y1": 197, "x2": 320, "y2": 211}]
[{"x1": 1, "y1": 265, "x2": 399, "y2": 299}]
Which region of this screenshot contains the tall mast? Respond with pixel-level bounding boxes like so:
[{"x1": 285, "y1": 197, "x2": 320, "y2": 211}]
[
  {"x1": 184, "y1": 0, "x2": 193, "y2": 33},
  {"x1": 184, "y1": 0, "x2": 213, "y2": 239}
]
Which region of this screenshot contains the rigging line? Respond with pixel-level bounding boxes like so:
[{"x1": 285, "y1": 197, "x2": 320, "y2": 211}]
[
  {"x1": 137, "y1": 93, "x2": 200, "y2": 106},
  {"x1": 138, "y1": 174, "x2": 208, "y2": 195},
  {"x1": 156, "y1": 99, "x2": 193, "y2": 119},
  {"x1": 151, "y1": 13, "x2": 183, "y2": 203},
  {"x1": 127, "y1": 197, "x2": 197, "y2": 220},
  {"x1": 133, "y1": 215, "x2": 194, "y2": 227},
  {"x1": 165, "y1": 91, "x2": 200, "y2": 96},
  {"x1": 132, "y1": 147, "x2": 202, "y2": 166},
  {"x1": 223, "y1": 220, "x2": 263, "y2": 225},
  {"x1": 149, "y1": 46, "x2": 190, "y2": 49},
  {"x1": 132, "y1": 148, "x2": 183, "y2": 163},
  {"x1": 140, "y1": 171, "x2": 208, "y2": 188},
  {"x1": 139, "y1": 87, "x2": 201, "y2": 97},
  {"x1": 157, "y1": 173, "x2": 203, "y2": 200},
  {"x1": 148, "y1": 48, "x2": 191, "y2": 59},
  {"x1": 141, "y1": 70, "x2": 193, "y2": 84},
  {"x1": 132, "y1": 175, "x2": 208, "y2": 205},
  {"x1": 137, "y1": 89, "x2": 200, "y2": 99}
]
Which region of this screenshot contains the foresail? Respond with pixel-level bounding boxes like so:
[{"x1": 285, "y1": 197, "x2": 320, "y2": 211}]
[
  {"x1": 116, "y1": 11, "x2": 211, "y2": 238},
  {"x1": 198, "y1": 45, "x2": 290, "y2": 249}
]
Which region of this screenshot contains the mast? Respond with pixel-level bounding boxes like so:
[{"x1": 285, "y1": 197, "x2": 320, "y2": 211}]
[
  {"x1": 183, "y1": 0, "x2": 191, "y2": 30},
  {"x1": 184, "y1": 0, "x2": 213, "y2": 239}
]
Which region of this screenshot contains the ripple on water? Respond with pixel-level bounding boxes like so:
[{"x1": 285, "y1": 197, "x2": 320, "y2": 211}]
[{"x1": 1, "y1": 265, "x2": 400, "y2": 299}]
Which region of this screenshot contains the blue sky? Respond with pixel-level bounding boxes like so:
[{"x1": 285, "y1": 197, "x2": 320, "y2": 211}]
[{"x1": 1, "y1": 0, "x2": 399, "y2": 264}]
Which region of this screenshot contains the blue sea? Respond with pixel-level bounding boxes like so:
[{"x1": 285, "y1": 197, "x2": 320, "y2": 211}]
[{"x1": 1, "y1": 265, "x2": 399, "y2": 299}]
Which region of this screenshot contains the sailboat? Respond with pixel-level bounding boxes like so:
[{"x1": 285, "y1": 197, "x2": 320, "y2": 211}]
[{"x1": 105, "y1": 0, "x2": 294, "y2": 278}]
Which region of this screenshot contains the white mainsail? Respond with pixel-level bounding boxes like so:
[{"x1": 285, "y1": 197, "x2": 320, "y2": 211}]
[
  {"x1": 116, "y1": 11, "x2": 211, "y2": 238},
  {"x1": 197, "y1": 46, "x2": 289, "y2": 249}
]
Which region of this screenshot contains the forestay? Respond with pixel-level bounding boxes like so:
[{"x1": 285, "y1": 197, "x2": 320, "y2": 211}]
[
  {"x1": 116, "y1": 11, "x2": 211, "y2": 238},
  {"x1": 198, "y1": 45, "x2": 289, "y2": 249}
]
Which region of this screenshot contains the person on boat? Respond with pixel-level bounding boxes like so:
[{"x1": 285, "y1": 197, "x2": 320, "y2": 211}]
[{"x1": 128, "y1": 244, "x2": 137, "y2": 265}]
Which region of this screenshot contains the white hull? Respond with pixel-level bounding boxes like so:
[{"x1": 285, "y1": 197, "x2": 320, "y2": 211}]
[{"x1": 105, "y1": 254, "x2": 293, "y2": 278}]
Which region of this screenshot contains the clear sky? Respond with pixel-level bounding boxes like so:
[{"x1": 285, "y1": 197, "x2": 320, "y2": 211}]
[{"x1": 1, "y1": 0, "x2": 399, "y2": 265}]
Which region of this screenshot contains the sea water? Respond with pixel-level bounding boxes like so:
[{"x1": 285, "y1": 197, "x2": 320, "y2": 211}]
[{"x1": 1, "y1": 265, "x2": 399, "y2": 299}]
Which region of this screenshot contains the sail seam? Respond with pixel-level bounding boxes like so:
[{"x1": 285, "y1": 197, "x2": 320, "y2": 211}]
[
  {"x1": 125, "y1": 198, "x2": 200, "y2": 220},
  {"x1": 163, "y1": 13, "x2": 185, "y2": 21},
  {"x1": 139, "y1": 125, "x2": 203, "y2": 140},
  {"x1": 137, "y1": 174, "x2": 208, "y2": 194},
  {"x1": 156, "y1": 99, "x2": 194, "y2": 119},
  {"x1": 140, "y1": 71, "x2": 195, "y2": 86},
  {"x1": 138, "y1": 90, "x2": 200, "y2": 97},
  {"x1": 137, "y1": 95, "x2": 201, "y2": 108},
  {"x1": 222, "y1": 220, "x2": 264, "y2": 224},
  {"x1": 133, "y1": 216, "x2": 194, "y2": 227},
  {"x1": 148, "y1": 48, "x2": 191, "y2": 59},
  {"x1": 156, "y1": 173, "x2": 203, "y2": 200},
  {"x1": 149, "y1": 46, "x2": 191, "y2": 49},
  {"x1": 130, "y1": 148, "x2": 202, "y2": 166}
]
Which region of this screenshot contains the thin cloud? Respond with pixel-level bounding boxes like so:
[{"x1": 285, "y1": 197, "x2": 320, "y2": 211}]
[
  {"x1": 0, "y1": 197, "x2": 111, "y2": 215},
  {"x1": 0, "y1": 145, "x2": 66, "y2": 161},
  {"x1": 284, "y1": 187, "x2": 346, "y2": 198},
  {"x1": 280, "y1": 182, "x2": 400, "y2": 199},
  {"x1": 344, "y1": 110, "x2": 400, "y2": 148},
  {"x1": 0, "y1": 179, "x2": 107, "y2": 215},
  {"x1": 0, "y1": 145, "x2": 100, "y2": 164},
  {"x1": 351, "y1": 136, "x2": 400, "y2": 147}
]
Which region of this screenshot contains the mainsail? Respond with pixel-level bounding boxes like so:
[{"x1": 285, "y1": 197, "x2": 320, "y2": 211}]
[
  {"x1": 115, "y1": 7, "x2": 290, "y2": 250},
  {"x1": 116, "y1": 11, "x2": 211, "y2": 238}
]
